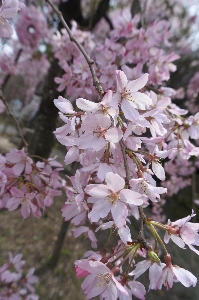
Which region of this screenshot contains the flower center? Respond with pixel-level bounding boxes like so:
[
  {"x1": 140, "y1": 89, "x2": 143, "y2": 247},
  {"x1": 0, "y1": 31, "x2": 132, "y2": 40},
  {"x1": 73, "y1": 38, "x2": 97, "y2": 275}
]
[
  {"x1": 96, "y1": 272, "x2": 112, "y2": 288},
  {"x1": 0, "y1": 17, "x2": 6, "y2": 26},
  {"x1": 93, "y1": 126, "x2": 107, "y2": 138},
  {"x1": 121, "y1": 88, "x2": 136, "y2": 102},
  {"x1": 107, "y1": 191, "x2": 119, "y2": 204}
]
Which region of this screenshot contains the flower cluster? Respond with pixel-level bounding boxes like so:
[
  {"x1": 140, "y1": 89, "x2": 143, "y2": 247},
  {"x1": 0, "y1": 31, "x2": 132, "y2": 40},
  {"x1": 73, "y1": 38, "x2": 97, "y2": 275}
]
[
  {"x1": 1, "y1": 0, "x2": 199, "y2": 299},
  {"x1": 53, "y1": 68, "x2": 199, "y2": 298},
  {"x1": 0, "y1": 0, "x2": 20, "y2": 38},
  {"x1": 0, "y1": 148, "x2": 63, "y2": 218},
  {"x1": 0, "y1": 252, "x2": 38, "y2": 299}
]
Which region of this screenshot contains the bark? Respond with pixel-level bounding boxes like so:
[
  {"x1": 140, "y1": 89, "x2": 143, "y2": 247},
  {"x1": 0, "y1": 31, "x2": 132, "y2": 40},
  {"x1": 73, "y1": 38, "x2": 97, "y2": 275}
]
[
  {"x1": 27, "y1": 59, "x2": 63, "y2": 159},
  {"x1": 131, "y1": 0, "x2": 141, "y2": 17},
  {"x1": 60, "y1": 0, "x2": 111, "y2": 30},
  {"x1": 47, "y1": 221, "x2": 70, "y2": 269},
  {"x1": 91, "y1": 0, "x2": 111, "y2": 30}
]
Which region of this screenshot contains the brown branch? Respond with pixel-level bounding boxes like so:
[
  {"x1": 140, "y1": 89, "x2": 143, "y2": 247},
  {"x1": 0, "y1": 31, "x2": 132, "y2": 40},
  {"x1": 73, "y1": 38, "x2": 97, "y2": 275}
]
[
  {"x1": 120, "y1": 140, "x2": 131, "y2": 184},
  {"x1": 0, "y1": 89, "x2": 29, "y2": 152},
  {"x1": 45, "y1": 0, "x2": 104, "y2": 99},
  {"x1": 137, "y1": 206, "x2": 149, "y2": 249}
]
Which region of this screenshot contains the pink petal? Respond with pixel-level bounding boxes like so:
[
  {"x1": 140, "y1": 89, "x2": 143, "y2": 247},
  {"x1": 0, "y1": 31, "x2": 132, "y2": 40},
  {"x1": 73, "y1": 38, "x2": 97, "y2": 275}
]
[
  {"x1": 105, "y1": 172, "x2": 125, "y2": 193},
  {"x1": 115, "y1": 70, "x2": 128, "y2": 92},
  {"x1": 152, "y1": 162, "x2": 165, "y2": 181},
  {"x1": 127, "y1": 73, "x2": 149, "y2": 92},
  {"x1": 105, "y1": 127, "x2": 123, "y2": 143},
  {"x1": 173, "y1": 267, "x2": 197, "y2": 287},
  {"x1": 13, "y1": 162, "x2": 24, "y2": 175},
  {"x1": 89, "y1": 200, "x2": 112, "y2": 222},
  {"x1": 121, "y1": 99, "x2": 139, "y2": 121},
  {"x1": 85, "y1": 184, "x2": 109, "y2": 198},
  {"x1": 10, "y1": 187, "x2": 24, "y2": 198},
  {"x1": 112, "y1": 276, "x2": 129, "y2": 296},
  {"x1": 76, "y1": 98, "x2": 100, "y2": 112},
  {"x1": 128, "y1": 281, "x2": 146, "y2": 300},
  {"x1": 64, "y1": 147, "x2": 79, "y2": 165},
  {"x1": 111, "y1": 201, "x2": 128, "y2": 228},
  {"x1": 120, "y1": 189, "x2": 143, "y2": 205}
]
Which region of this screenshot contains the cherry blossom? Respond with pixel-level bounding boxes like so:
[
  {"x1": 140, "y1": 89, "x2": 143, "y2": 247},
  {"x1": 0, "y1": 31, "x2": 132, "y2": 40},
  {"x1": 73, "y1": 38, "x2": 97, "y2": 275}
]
[
  {"x1": 157, "y1": 265, "x2": 197, "y2": 289},
  {"x1": 85, "y1": 172, "x2": 143, "y2": 228},
  {"x1": 75, "y1": 259, "x2": 128, "y2": 299},
  {"x1": 164, "y1": 212, "x2": 199, "y2": 254},
  {"x1": 111, "y1": 71, "x2": 152, "y2": 121},
  {"x1": 0, "y1": 0, "x2": 19, "y2": 38}
]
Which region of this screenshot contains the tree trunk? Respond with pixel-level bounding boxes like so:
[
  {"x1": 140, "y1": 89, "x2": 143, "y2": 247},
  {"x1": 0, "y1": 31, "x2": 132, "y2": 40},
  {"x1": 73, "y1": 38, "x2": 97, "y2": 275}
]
[{"x1": 28, "y1": 59, "x2": 62, "y2": 159}]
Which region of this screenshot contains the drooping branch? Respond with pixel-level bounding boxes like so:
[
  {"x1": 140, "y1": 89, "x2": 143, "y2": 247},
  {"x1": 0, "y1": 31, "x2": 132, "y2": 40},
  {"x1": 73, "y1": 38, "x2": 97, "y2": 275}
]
[
  {"x1": 0, "y1": 89, "x2": 28, "y2": 152},
  {"x1": 1, "y1": 48, "x2": 22, "y2": 91},
  {"x1": 120, "y1": 140, "x2": 131, "y2": 184},
  {"x1": 46, "y1": 0, "x2": 104, "y2": 99}
]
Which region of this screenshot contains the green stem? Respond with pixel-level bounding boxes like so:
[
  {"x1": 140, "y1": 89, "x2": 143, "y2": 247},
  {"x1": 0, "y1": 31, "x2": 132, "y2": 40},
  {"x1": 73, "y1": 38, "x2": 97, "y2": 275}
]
[
  {"x1": 124, "y1": 243, "x2": 140, "y2": 275},
  {"x1": 149, "y1": 221, "x2": 168, "y2": 231},
  {"x1": 148, "y1": 224, "x2": 168, "y2": 255}
]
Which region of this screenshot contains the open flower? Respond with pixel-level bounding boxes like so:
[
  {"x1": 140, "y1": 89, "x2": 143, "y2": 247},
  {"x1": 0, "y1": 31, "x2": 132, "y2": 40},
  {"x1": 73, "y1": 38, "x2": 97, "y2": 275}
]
[
  {"x1": 85, "y1": 172, "x2": 143, "y2": 228},
  {"x1": 75, "y1": 259, "x2": 128, "y2": 299},
  {"x1": 164, "y1": 212, "x2": 199, "y2": 254},
  {"x1": 157, "y1": 265, "x2": 197, "y2": 289},
  {"x1": 111, "y1": 71, "x2": 152, "y2": 121}
]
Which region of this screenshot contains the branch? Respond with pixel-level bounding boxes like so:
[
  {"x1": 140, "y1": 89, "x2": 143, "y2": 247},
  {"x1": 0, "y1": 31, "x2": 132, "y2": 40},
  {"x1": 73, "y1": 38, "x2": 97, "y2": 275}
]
[
  {"x1": 104, "y1": 15, "x2": 114, "y2": 30},
  {"x1": 45, "y1": 0, "x2": 104, "y2": 99},
  {"x1": 137, "y1": 206, "x2": 149, "y2": 249},
  {"x1": 1, "y1": 48, "x2": 22, "y2": 91},
  {"x1": 0, "y1": 89, "x2": 29, "y2": 152},
  {"x1": 120, "y1": 140, "x2": 131, "y2": 184}
]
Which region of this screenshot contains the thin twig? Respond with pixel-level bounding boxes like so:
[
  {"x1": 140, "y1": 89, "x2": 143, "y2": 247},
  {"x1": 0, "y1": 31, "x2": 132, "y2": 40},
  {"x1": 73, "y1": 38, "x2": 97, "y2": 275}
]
[
  {"x1": 120, "y1": 140, "x2": 131, "y2": 183},
  {"x1": 1, "y1": 48, "x2": 22, "y2": 90},
  {"x1": 0, "y1": 89, "x2": 29, "y2": 152},
  {"x1": 45, "y1": 0, "x2": 104, "y2": 99},
  {"x1": 137, "y1": 206, "x2": 148, "y2": 248}
]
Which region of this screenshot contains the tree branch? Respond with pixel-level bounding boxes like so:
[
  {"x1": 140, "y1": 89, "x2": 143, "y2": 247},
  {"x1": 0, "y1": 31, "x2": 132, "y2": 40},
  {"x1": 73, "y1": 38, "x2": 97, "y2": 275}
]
[
  {"x1": 46, "y1": 0, "x2": 104, "y2": 99},
  {"x1": 0, "y1": 89, "x2": 28, "y2": 152},
  {"x1": 120, "y1": 140, "x2": 131, "y2": 184}
]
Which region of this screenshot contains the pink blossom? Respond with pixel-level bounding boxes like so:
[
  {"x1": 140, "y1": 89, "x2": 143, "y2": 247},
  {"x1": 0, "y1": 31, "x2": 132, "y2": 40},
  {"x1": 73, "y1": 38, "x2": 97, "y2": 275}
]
[
  {"x1": 16, "y1": 5, "x2": 47, "y2": 49},
  {"x1": 164, "y1": 212, "x2": 199, "y2": 254},
  {"x1": 85, "y1": 172, "x2": 143, "y2": 228},
  {"x1": 75, "y1": 259, "x2": 128, "y2": 299},
  {"x1": 72, "y1": 226, "x2": 97, "y2": 248},
  {"x1": 111, "y1": 71, "x2": 152, "y2": 121},
  {"x1": 130, "y1": 178, "x2": 167, "y2": 202},
  {"x1": 117, "y1": 280, "x2": 146, "y2": 300},
  {"x1": 6, "y1": 148, "x2": 32, "y2": 175},
  {"x1": 0, "y1": 0, "x2": 19, "y2": 38},
  {"x1": 130, "y1": 260, "x2": 165, "y2": 290},
  {"x1": 157, "y1": 265, "x2": 197, "y2": 289},
  {"x1": 76, "y1": 90, "x2": 117, "y2": 119},
  {"x1": 78, "y1": 113, "x2": 123, "y2": 151},
  {"x1": 7, "y1": 187, "x2": 37, "y2": 218}
]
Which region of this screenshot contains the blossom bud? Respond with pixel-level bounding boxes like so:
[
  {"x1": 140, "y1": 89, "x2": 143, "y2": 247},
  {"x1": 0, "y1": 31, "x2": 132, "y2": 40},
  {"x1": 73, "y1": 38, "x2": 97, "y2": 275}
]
[{"x1": 147, "y1": 250, "x2": 160, "y2": 264}]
